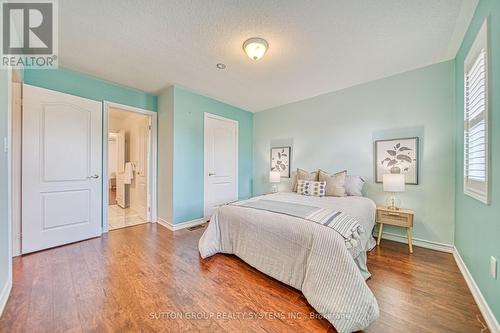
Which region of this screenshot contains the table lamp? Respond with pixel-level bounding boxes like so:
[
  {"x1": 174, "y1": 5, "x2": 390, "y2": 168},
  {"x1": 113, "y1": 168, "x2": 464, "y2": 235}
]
[
  {"x1": 269, "y1": 171, "x2": 281, "y2": 193},
  {"x1": 383, "y1": 173, "x2": 405, "y2": 210}
]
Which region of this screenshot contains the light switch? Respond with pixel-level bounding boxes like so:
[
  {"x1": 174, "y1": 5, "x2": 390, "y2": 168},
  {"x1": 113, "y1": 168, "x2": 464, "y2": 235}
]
[
  {"x1": 491, "y1": 256, "x2": 497, "y2": 279},
  {"x1": 3, "y1": 137, "x2": 7, "y2": 153}
]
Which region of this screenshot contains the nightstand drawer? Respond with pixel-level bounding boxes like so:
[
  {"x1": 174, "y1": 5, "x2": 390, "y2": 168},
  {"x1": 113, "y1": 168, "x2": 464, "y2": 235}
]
[{"x1": 377, "y1": 210, "x2": 413, "y2": 227}]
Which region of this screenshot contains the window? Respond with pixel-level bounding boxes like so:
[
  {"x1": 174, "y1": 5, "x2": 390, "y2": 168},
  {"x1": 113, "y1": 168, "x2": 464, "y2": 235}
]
[{"x1": 464, "y1": 19, "x2": 489, "y2": 204}]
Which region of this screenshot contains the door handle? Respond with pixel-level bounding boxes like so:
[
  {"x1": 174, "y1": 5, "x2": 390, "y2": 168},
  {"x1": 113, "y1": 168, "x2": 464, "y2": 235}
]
[
  {"x1": 87, "y1": 174, "x2": 100, "y2": 179},
  {"x1": 208, "y1": 172, "x2": 216, "y2": 176}
]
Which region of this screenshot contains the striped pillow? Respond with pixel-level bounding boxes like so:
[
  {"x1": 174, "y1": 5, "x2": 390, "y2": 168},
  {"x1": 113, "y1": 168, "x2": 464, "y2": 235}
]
[{"x1": 297, "y1": 180, "x2": 326, "y2": 197}]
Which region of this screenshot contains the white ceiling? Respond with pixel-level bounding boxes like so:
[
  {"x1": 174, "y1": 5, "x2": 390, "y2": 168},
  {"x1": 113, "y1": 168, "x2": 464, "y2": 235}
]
[
  {"x1": 109, "y1": 107, "x2": 146, "y2": 123},
  {"x1": 59, "y1": 0, "x2": 478, "y2": 112}
]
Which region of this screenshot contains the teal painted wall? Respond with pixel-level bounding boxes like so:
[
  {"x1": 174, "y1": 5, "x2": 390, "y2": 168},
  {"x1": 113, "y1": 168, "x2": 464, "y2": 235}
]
[
  {"x1": 0, "y1": 70, "x2": 10, "y2": 304},
  {"x1": 254, "y1": 61, "x2": 456, "y2": 245},
  {"x1": 454, "y1": 0, "x2": 500, "y2": 321},
  {"x1": 23, "y1": 68, "x2": 157, "y2": 111},
  {"x1": 157, "y1": 86, "x2": 174, "y2": 223},
  {"x1": 172, "y1": 86, "x2": 253, "y2": 223}
]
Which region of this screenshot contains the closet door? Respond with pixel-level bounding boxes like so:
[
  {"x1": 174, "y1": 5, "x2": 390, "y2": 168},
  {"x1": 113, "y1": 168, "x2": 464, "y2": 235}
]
[
  {"x1": 204, "y1": 113, "x2": 238, "y2": 218},
  {"x1": 22, "y1": 84, "x2": 102, "y2": 253}
]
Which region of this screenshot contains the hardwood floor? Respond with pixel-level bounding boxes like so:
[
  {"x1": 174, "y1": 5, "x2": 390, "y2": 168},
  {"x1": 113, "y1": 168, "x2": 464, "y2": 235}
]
[{"x1": 0, "y1": 223, "x2": 487, "y2": 333}]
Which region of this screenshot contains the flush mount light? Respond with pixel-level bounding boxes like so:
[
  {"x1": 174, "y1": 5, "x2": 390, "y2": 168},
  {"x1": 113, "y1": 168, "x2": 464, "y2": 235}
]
[
  {"x1": 216, "y1": 63, "x2": 226, "y2": 69},
  {"x1": 243, "y1": 37, "x2": 268, "y2": 61}
]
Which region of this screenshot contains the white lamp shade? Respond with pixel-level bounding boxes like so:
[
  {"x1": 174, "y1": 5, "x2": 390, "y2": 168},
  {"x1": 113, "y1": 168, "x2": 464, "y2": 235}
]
[
  {"x1": 269, "y1": 171, "x2": 281, "y2": 183},
  {"x1": 383, "y1": 174, "x2": 405, "y2": 192}
]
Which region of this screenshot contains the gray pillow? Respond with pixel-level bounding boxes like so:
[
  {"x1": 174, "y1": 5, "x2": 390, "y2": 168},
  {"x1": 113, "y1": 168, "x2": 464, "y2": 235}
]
[{"x1": 344, "y1": 175, "x2": 365, "y2": 196}]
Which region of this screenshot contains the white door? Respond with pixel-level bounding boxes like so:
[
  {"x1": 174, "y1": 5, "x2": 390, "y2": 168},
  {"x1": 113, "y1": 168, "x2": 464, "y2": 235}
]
[
  {"x1": 135, "y1": 119, "x2": 149, "y2": 220},
  {"x1": 204, "y1": 113, "x2": 238, "y2": 218},
  {"x1": 11, "y1": 82, "x2": 22, "y2": 256},
  {"x1": 22, "y1": 84, "x2": 102, "y2": 254}
]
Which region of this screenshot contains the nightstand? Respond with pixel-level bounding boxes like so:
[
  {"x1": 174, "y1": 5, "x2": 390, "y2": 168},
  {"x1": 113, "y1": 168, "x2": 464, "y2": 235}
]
[{"x1": 376, "y1": 206, "x2": 414, "y2": 253}]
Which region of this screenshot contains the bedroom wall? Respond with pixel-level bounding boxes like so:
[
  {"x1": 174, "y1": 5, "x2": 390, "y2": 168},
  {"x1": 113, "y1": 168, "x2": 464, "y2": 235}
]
[
  {"x1": 253, "y1": 60, "x2": 456, "y2": 246},
  {"x1": 157, "y1": 85, "x2": 253, "y2": 225},
  {"x1": 23, "y1": 67, "x2": 157, "y2": 111},
  {"x1": 157, "y1": 87, "x2": 175, "y2": 223},
  {"x1": 172, "y1": 86, "x2": 253, "y2": 224},
  {"x1": 454, "y1": 0, "x2": 500, "y2": 322}
]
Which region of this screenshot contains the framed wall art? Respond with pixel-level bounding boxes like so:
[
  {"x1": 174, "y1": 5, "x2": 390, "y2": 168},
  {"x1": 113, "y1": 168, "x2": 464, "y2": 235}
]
[
  {"x1": 270, "y1": 146, "x2": 291, "y2": 178},
  {"x1": 375, "y1": 137, "x2": 419, "y2": 184}
]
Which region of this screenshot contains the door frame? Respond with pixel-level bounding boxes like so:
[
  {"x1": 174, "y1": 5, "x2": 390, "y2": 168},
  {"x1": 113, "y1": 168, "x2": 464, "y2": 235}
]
[
  {"x1": 10, "y1": 77, "x2": 22, "y2": 257},
  {"x1": 203, "y1": 112, "x2": 239, "y2": 219},
  {"x1": 5, "y1": 68, "x2": 13, "y2": 294},
  {"x1": 103, "y1": 101, "x2": 158, "y2": 232},
  {"x1": 9, "y1": 69, "x2": 22, "y2": 260}
]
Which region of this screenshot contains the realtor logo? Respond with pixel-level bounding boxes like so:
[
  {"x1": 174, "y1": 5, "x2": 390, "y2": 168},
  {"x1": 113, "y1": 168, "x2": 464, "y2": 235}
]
[{"x1": 1, "y1": 0, "x2": 58, "y2": 68}]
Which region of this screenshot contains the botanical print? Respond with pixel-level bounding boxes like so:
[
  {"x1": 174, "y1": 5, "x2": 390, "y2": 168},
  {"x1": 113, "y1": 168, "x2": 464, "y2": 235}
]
[
  {"x1": 271, "y1": 146, "x2": 291, "y2": 178},
  {"x1": 375, "y1": 137, "x2": 418, "y2": 184}
]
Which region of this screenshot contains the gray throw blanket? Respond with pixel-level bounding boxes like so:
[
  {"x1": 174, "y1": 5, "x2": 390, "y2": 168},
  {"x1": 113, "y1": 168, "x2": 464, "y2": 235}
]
[{"x1": 233, "y1": 199, "x2": 364, "y2": 249}]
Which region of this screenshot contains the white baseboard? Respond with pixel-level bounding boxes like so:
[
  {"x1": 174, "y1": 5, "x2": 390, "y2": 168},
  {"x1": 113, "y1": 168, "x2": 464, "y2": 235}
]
[
  {"x1": 453, "y1": 247, "x2": 500, "y2": 333},
  {"x1": 0, "y1": 277, "x2": 12, "y2": 317},
  {"x1": 156, "y1": 217, "x2": 170, "y2": 230},
  {"x1": 373, "y1": 230, "x2": 454, "y2": 253},
  {"x1": 157, "y1": 217, "x2": 206, "y2": 231}
]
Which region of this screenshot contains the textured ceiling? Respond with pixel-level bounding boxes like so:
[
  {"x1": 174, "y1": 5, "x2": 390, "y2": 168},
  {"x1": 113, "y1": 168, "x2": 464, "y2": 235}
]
[{"x1": 59, "y1": 0, "x2": 478, "y2": 112}]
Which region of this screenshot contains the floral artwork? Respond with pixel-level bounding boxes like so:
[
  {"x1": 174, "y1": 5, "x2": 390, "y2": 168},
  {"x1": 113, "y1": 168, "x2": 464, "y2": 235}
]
[
  {"x1": 271, "y1": 146, "x2": 291, "y2": 178},
  {"x1": 375, "y1": 137, "x2": 418, "y2": 184}
]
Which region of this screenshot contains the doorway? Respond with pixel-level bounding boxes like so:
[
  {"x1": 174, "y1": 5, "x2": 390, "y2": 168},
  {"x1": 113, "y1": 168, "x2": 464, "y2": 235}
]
[
  {"x1": 203, "y1": 113, "x2": 238, "y2": 219},
  {"x1": 13, "y1": 88, "x2": 157, "y2": 254},
  {"x1": 103, "y1": 102, "x2": 157, "y2": 232}
]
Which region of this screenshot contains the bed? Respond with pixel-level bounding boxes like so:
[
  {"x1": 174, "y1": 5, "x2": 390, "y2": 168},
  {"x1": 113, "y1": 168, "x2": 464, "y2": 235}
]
[{"x1": 198, "y1": 192, "x2": 379, "y2": 333}]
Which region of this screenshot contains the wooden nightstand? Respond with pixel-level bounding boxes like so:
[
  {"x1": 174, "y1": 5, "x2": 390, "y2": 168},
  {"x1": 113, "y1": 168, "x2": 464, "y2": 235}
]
[{"x1": 376, "y1": 206, "x2": 414, "y2": 253}]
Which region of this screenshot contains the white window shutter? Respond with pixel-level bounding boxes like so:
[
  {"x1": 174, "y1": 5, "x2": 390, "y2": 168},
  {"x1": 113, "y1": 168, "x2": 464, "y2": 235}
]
[{"x1": 463, "y1": 19, "x2": 489, "y2": 204}]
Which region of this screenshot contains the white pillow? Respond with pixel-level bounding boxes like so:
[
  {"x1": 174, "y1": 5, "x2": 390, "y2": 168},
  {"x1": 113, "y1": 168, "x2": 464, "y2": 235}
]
[
  {"x1": 297, "y1": 180, "x2": 326, "y2": 197},
  {"x1": 344, "y1": 175, "x2": 365, "y2": 196}
]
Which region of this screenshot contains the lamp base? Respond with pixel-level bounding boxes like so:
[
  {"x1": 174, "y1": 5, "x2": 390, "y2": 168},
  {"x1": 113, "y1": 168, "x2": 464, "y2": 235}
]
[
  {"x1": 271, "y1": 184, "x2": 278, "y2": 193},
  {"x1": 386, "y1": 194, "x2": 401, "y2": 210}
]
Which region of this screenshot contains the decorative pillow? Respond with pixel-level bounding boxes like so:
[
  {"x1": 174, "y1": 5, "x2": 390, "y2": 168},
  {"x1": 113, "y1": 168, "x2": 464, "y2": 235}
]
[
  {"x1": 318, "y1": 169, "x2": 347, "y2": 197},
  {"x1": 292, "y1": 168, "x2": 319, "y2": 192},
  {"x1": 344, "y1": 175, "x2": 365, "y2": 196},
  {"x1": 297, "y1": 180, "x2": 326, "y2": 197},
  {"x1": 289, "y1": 170, "x2": 297, "y2": 191}
]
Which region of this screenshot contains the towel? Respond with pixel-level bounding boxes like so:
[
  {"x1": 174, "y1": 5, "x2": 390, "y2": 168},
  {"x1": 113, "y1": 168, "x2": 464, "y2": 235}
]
[{"x1": 124, "y1": 162, "x2": 135, "y2": 184}]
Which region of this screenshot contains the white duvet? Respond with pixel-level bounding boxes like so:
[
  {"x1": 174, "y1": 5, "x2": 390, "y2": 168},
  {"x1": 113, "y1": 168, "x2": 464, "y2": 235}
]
[{"x1": 199, "y1": 192, "x2": 379, "y2": 333}]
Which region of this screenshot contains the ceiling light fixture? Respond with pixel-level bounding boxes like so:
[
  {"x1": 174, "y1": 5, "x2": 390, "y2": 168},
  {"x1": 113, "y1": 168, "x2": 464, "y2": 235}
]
[
  {"x1": 216, "y1": 63, "x2": 226, "y2": 69},
  {"x1": 243, "y1": 37, "x2": 268, "y2": 61}
]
